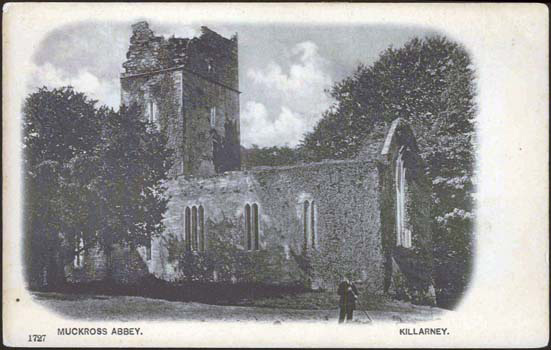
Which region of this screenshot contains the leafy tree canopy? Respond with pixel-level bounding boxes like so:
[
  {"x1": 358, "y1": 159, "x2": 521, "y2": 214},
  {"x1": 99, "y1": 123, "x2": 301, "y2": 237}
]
[
  {"x1": 241, "y1": 145, "x2": 302, "y2": 168},
  {"x1": 23, "y1": 87, "x2": 173, "y2": 286}
]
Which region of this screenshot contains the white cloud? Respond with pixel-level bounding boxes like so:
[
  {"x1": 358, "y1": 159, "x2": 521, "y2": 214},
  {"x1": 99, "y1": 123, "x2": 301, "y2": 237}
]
[
  {"x1": 244, "y1": 41, "x2": 334, "y2": 147},
  {"x1": 241, "y1": 101, "x2": 307, "y2": 148},
  {"x1": 28, "y1": 34, "x2": 334, "y2": 148},
  {"x1": 156, "y1": 24, "x2": 201, "y2": 40},
  {"x1": 248, "y1": 41, "x2": 331, "y2": 97},
  {"x1": 28, "y1": 63, "x2": 120, "y2": 108}
]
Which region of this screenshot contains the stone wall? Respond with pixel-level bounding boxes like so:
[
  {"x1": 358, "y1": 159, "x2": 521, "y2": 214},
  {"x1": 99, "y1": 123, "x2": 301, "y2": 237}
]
[
  {"x1": 121, "y1": 69, "x2": 185, "y2": 176},
  {"x1": 120, "y1": 21, "x2": 240, "y2": 177},
  {"x1": 181, "y1": 70, "x2": 240, "y2": 176},
  {"x1": 122, "y1": 21, "x2": 171, "y2": 74},
  {"x1": 122, "y1": 22, "x2": 238, "y2": 91},
  {"x1": 65, "y1": 244, "x2": 149, "y2": 285},
  {"x1": 184, "y1": 26, "x2": 239, "y2": 92},
  {"x1": 62, "y1": 120, "x2": 433, "y2": 301},
  {"x1": 157, "y1": 159, "x2": 386, "y2": 293},
  {"x1": 356, "y1": 121, "x2": 389, "y2": 161}
]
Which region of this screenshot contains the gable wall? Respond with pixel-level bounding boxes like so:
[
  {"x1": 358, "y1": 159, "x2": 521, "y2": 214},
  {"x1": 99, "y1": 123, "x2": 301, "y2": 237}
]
[{"x1": 378, "y1": 119, "x2": 435, "y2": 304}]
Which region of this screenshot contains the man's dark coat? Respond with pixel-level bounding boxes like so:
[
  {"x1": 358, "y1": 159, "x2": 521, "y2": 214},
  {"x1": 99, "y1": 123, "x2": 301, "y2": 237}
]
[{"x1": 338, "y1": 280, "x2": 359, "y2": 308}]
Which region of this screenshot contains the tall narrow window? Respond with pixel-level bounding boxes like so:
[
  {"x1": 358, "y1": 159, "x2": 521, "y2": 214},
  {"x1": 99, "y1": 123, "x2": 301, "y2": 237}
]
[
  {"x1": 206, "y1": 58, "x2": 216, "y2": 73},
  {"x1": 395, "y1": 149, "x2": 411, "y2": 248},
  {"x1": 74, "y1": 236, "x2": 84, "y2": 268},
  {"x1": 210, "y1": 107, "x2": 217, "y2": 128},
  {"x1": 303, "y1": 201, "x2": 310, "y2": 250},
  {"x1": 252, "y1": 204, "x2": 259, "y2": 250},
  {"x1": 310, "y1": 201, "x2": 316, "y2": 249},
  {"x1": 185, "y1": 207, "x2": 191, "y2": 251},
  {"x1": 192, "y1": 206, "x2": 198, "y2": 251},
  {"x1": 148, "y1": 100, "x2": 158, "y2": 123},
  {"x1": 245, "y1": 204, "x2": 251, "y2": 250},
  {"x1": 199, "y1": 206, "x2": 205, "y2": 252},
  {"x1": 146, "y1": 240, "x2": 152, "y2": 261}
]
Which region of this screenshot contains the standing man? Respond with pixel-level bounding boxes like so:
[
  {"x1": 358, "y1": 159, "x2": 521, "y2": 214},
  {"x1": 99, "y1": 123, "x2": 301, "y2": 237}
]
[{"x1": 337, "y1": 273, "x2": 359, "y2": 323}]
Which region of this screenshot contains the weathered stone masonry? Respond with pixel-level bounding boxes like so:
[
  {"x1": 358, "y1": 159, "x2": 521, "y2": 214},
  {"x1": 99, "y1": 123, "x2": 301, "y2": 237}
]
[
  {"x1": 156, "y1": 160, "x2": 385, "y2": 292},
  {"x1": 120, "y1": 21, "x2": 240, "y2": 177},
  {"x1": 65, "y1": 22, "x2": 435, "y2": 304}
]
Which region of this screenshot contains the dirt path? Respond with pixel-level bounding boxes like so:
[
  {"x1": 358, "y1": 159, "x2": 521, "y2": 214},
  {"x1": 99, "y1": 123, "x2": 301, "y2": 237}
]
[{"x1": 32, "y1": 292, "x2": 448, "y2": 323}]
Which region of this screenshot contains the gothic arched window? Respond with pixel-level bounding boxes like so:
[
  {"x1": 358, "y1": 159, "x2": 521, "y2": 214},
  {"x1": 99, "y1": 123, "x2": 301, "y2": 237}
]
[
  {"x1": 302, "y1": 199, "x2": 317, "y2": 250},
  {"x1": 192, "y1": 206, "x2": 198, "y2": 251},
  {"x1": 210, "y1": 107, "x2": 217, "y2": 128},
  {"x1": 303, "y1": 201, "x2": 310, "y2": 250},
  {"x1": 185, "y1": 207, "x2": 191, "y2": 251},
  {"x1": 184, "y1": 205, "x2": 205, "y2": 252},
  {"x1": 146, "y1": 239, "x2": 152, "y2": 261},
  {"x1": 395, "y1": 148, "x2": 412, "y2": 248},
  {"x1": 310, "y1": 200, "x2": 316, "y2": 249},
  {"x1": 245, "y1": 204, "x2": 251, "y2": 250},
  {"x1": 199, "y1": 205, "x2": 205, "y2": 252},
  {"x1": 245, "y1": 203, "x2": 260, "y2": 251},
  {"x1": 252, "y1": 203, "x2": 259, "y2": 250},
  {"x1": 148, "y1": 100, "x2": 158, "y2": 123}
]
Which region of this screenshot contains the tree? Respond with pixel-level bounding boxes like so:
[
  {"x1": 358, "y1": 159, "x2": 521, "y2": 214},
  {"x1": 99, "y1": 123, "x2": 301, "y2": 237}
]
[
  {"x1": 91, "y1": 104, "x2": 173, "y2": 279},
  {"x1": 300, "y1": 36, "x2": 476, "y2": 308},
  {"x1": 241, "y1": 145, "x2": 301, "y2": 168},
  {"x1": 23, "y1": 87, "x2": 173, "y2": 287},
  {"x1": 23, "y1": 87, "x2": 104, "y2": 288}
]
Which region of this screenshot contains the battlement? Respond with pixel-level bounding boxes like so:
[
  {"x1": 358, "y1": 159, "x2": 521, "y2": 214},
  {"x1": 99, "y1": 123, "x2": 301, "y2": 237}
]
[{"x1": 122, "y1": 21, "x2": 238, "y2": 91}]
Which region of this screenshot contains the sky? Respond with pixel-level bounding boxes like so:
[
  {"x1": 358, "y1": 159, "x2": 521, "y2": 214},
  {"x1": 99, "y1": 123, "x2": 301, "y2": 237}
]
[{"x1": 29, "y1": 21, "x2": 438, "y2": 148}]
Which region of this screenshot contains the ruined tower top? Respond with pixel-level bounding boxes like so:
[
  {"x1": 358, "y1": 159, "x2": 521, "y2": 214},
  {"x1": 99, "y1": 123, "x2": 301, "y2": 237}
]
[
  {"x1": 122, "y1": 21, "x2": 239, "y2": 91},
  {"x1": 120, "y1": 21, "x2": 241, "y2": 177}
]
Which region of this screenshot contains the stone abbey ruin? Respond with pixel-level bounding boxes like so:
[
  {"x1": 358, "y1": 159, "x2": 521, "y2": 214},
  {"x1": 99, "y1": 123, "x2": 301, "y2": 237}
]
[{"x1": 65, "y1": 21, "x2": 436, "y2": 303}]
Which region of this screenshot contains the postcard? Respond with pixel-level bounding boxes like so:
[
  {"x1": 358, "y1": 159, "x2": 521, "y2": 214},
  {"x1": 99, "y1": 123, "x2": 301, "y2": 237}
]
[{"x1": 3, "y1": 3, "x2": 549, "y2": 347}]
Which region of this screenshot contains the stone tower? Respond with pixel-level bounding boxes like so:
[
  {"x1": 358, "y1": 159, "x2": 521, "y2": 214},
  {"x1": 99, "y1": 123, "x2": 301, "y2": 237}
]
[{"x1": 120, "y1": 21, "x2": 241, "y2": 177}]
